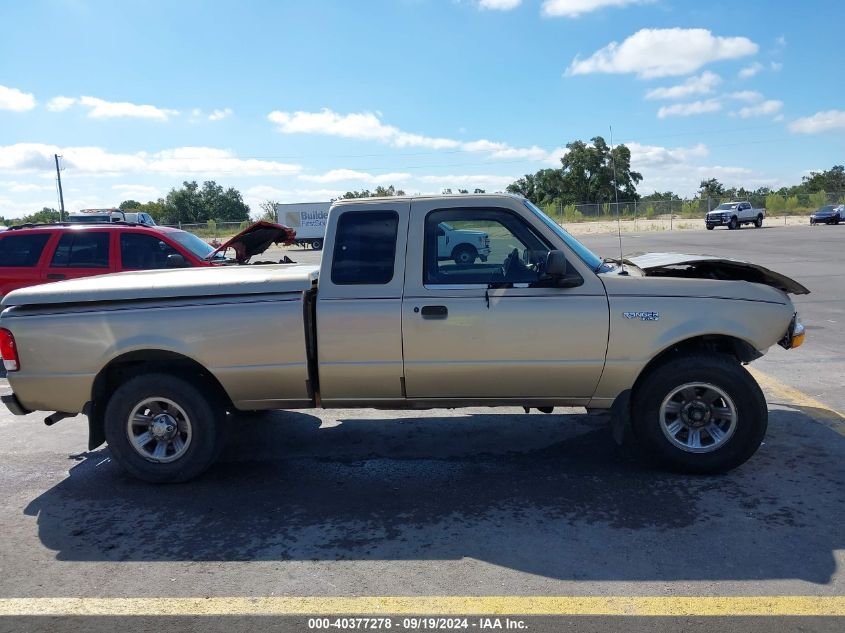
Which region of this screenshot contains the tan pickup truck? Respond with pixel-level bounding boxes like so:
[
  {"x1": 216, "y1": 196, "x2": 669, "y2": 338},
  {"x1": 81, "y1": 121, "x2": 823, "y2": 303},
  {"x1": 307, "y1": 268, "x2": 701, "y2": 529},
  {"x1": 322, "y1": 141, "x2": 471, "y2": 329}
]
[{"x1": 0, "y1": 194, "x2": 808, "y2": 482}]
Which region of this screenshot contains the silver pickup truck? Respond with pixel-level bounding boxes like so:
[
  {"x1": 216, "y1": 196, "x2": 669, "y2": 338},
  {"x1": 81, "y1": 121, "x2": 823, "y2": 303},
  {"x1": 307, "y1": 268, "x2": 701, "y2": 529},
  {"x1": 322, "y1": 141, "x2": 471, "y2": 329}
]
[{"x1": 0, "y1": 194, "x2": 808, "y2": 482}]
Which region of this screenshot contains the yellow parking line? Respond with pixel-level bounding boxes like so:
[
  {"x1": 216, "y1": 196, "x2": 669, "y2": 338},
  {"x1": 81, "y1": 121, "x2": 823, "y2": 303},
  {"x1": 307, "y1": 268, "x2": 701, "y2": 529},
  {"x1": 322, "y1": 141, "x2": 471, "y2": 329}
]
[
  {"x1": 0, "y1": 596, "x2": 844, "y2": 617},
  {"x1": 748, "y1": 367, "x2": 845, "y2": 436}
]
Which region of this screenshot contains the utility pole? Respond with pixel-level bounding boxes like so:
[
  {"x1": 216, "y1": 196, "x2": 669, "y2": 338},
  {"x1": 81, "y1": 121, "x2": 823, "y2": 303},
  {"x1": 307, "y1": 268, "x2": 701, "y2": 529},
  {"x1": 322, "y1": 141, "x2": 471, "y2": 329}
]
[{"x1": 54, "y1": 154, "x2": 66, "y2": 221}]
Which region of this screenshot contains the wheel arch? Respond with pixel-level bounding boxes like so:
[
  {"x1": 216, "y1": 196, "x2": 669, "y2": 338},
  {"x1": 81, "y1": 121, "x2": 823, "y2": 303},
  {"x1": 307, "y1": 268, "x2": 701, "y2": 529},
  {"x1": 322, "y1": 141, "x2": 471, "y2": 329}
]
[
  {"x1": 86, "y1": 350, "x2": 232, "y2": 450},
  {"x1": 630, "y1": 334, "x2": 760, "y2": 396}
]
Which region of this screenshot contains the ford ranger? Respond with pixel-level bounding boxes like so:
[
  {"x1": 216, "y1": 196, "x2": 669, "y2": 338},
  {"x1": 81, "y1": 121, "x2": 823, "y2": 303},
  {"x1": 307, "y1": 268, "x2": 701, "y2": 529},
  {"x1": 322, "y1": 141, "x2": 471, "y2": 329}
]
[{"x1": 0, "y1": 194, "x2": 808, "y2": 483}]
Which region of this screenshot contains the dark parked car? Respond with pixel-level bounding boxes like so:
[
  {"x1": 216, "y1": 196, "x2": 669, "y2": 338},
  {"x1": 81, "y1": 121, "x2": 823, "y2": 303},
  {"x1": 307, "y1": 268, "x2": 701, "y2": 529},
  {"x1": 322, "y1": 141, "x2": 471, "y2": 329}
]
[{"x1": 810, "y1": 205, "x2": 843, "y2": 225}]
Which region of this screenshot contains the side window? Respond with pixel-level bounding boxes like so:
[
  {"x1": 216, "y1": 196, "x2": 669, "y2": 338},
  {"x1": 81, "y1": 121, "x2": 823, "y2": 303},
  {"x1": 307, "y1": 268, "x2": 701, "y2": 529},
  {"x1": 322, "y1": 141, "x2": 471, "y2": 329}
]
[
  {"x1": 50, "y1": 232, "x2": 110, "y2": 268},
  {"x1": 120, "y1": 233, "x2": 181, "y2": 269},
  {"x1": 331, "y1": 211, "x2": 398, "y2": 285},
  {"x1": 424, "y1": 209, "x2": 552, "y2": 286},
  {"x1": 0, "y1": 233, "x2": 51, "y2": 267}
]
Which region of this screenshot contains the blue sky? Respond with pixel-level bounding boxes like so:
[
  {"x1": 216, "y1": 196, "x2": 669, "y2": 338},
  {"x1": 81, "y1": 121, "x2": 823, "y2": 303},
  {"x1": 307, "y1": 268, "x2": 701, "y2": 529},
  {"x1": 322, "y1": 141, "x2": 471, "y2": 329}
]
[{"x1": 1, "y1": 0, "x2": 843, "y2": 218}]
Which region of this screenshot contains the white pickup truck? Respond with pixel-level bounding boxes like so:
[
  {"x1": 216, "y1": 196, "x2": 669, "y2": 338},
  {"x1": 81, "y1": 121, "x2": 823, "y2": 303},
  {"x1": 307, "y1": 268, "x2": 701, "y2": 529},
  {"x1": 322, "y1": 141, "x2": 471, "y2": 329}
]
[
  {"x1": 436, "y1": 221, "x2": 491, "y2": 264},
  {"x1": 705, "y1": 201, "x2": 766, "y2": 230}
]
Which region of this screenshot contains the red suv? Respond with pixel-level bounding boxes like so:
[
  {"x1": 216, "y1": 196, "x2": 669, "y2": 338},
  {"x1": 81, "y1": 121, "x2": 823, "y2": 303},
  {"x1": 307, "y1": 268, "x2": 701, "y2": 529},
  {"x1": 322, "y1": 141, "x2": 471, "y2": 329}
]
[{"x1": 0, "y1": 221, "x2": 296, "y2": 298}]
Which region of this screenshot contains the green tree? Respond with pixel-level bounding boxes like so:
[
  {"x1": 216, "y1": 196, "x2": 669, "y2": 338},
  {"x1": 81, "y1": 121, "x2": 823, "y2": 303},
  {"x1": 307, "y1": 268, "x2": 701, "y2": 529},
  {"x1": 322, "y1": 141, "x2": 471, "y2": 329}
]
[
  {"x1": 765, "y1": 193, "x2": 785, "y2": 214},
  {"x1": 119, "y1": 199, "x2": 142, "y2": 211},
  {"x1": 20, "y1": 207, "x2": 61, "y2": 224},
  {"x1": 785, "y1": 196, "x2": 799, "y2": 214},
  {"x1": 258, "y1": 200, "x2": 279, "y2": 222},
  {"x1": 809, "y1": 190, "x2": 828, "y2": 209},
  {"x1": 698, "y1": 178, "x2": 726, "y2": 200},
  {"x1": 801, "y1": 165, "x2": 845, "y2": 193}
]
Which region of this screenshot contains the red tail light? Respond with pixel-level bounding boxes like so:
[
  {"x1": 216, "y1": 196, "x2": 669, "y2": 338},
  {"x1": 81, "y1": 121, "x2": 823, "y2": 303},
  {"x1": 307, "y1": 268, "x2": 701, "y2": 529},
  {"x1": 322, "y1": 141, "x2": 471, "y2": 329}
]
[{"x1": 0, "y1": 328, "x2": 20, "y2": 371}]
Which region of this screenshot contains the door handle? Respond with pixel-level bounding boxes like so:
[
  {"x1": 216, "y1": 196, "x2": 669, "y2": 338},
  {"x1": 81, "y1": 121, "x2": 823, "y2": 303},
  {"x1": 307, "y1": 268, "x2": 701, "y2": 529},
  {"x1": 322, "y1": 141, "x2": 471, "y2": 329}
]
[
  {"x1": 47, "y1": 273, "x2": 66, "y2": 280},
  {"x1": 420, "y1": 305, "x2": 448, "y2": 319}
]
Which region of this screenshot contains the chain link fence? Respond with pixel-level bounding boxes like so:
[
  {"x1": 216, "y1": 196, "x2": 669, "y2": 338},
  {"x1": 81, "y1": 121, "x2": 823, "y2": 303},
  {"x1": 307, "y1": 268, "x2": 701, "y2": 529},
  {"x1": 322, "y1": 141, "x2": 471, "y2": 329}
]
[
  {"x1": 161, "y1": 220, "x2": 250, "y2": 239},
  {"x1": 541, "y1": 192, "x2": 845, "y2": 227}
]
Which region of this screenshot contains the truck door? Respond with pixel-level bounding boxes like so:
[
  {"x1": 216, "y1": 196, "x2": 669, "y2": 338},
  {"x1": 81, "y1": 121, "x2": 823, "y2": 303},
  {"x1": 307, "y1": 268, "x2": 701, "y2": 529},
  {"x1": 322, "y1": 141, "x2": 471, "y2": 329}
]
[
  {"x1": 315, "y1": 201, "x2": 410, "y2": 404},
  {"x1": 401, "y1": 200, "x2": 609, "y2": 403}
]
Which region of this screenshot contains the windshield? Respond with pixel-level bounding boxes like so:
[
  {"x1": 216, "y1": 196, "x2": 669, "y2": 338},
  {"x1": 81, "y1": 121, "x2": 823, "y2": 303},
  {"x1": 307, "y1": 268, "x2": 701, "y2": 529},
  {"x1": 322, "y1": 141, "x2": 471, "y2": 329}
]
[
  {"x1": 522, "y1": 199, "x2": 603, "y2": 272},
  {"x1": 815, "y1": 206, "x2": 834, "y2": 213},
  {"x1": 715, "y1": 203, "x2": 738, "y2": 210},
  {"x1": 168, "y1": 230, "x2": 218, "y2": 259}
]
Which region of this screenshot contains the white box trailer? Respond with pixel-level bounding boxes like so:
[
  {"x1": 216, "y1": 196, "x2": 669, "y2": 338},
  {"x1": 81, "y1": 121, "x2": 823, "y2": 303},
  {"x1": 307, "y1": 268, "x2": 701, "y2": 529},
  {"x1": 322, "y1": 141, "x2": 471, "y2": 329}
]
[{"x1": 274, "y1": 202, "x2": 330, "y2": 250}]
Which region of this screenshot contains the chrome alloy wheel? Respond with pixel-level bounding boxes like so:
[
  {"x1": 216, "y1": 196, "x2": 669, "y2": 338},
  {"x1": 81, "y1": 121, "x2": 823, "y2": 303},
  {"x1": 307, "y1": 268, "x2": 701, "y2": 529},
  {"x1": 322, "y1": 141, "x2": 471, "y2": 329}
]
[
  {"x1": 126, "y1": 397, "x2": 193, "y2": 463},
  {"x1": 659, "y1": 383, "x2": 737, "y2": 453}
]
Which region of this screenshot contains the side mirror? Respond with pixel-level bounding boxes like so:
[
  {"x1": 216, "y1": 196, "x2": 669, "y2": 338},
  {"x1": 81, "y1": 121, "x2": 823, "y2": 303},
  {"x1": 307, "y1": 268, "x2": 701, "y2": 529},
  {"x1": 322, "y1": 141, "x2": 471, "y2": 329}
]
[
  {"x1": 545, "y1": 250, "x2": 583, "y2": 288},
  {"x1": 545, "y1": 250, "x2": 567, "y2": 277},
  {"x1": 166, "y1": 253, "x2": 188, "y2": 268}
]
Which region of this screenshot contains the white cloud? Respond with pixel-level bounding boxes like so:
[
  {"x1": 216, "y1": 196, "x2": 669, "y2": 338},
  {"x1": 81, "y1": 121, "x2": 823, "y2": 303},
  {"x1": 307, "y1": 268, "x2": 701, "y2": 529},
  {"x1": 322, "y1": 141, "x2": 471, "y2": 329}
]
[
  {"x1": 657, "y1": 99, "x2": 722, "y2": 118},
  {"x1": 737, "y1": 99, "x2": 783, "y2": 118},
  {"x1": 299, "y1": 169, "x2": 412, "y2": 184},
  {"x1": 0, "y1": 143, "x2": 302, "y2": 177},
  {"x1": 738, "y1": 61, "x2": 763, "y2": 78},
  {"x1": 268, "y1": 108, "x2": 563, "y2": 162},
  {"x1": 788, "y1": 110, "x2": 845, "y2": 134},
  {"x1": 478, "y1": 0, "x2": 522, "y2": 10},
  {"x1": 111, "y1": 184, "x2": 161, "y2": 200},
  {"x1": 627, "y1": 142, "x2": 709, "y2": 167},
  {"x1": 0, "y1": 84, "x2": 37, "y2": 112},
  {"x1": 416, "y1": 174, "x2": 517, "y2": 190},
  {"x1": 208, "y1": 108, "x2": 233, "y2": 121},
  {"x1": 567, "y1": 28, "x2": 758, "y2": 78},
  {"x1": 542, "y1": 0, "x2": 652, "y2": 18},
  {"x1": 727, "y1": 90, "x2": 763, "y2": 102},
  {"x1": 77, "y1": 96, "x2": 179, "y2": 121},
  {"x1": 268, "y1": 109, "x2": 460, "y2": 149},
  {"x1": 770, "y1": 61, "x2": 783, "y2": 71},
  {"x1": 47, "y1": 96, "x2": 77, "y2": 112},
  {"x1": 644, "y1": 71, "x2": 722, "y2": 100},
  {"x1": 0, "y1": 180, "x2": 53, "y2": 193}
]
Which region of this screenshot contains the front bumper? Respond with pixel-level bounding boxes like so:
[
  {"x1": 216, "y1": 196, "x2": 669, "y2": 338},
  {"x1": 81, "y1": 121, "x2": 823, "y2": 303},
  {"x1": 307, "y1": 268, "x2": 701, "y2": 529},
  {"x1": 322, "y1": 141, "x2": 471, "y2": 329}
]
[
  {"x1": 705, "y1": 215, "x2": 731, "y2": 227},
  {"x1": 2, "y1": 393, "x2": 32, "y2": 416}
]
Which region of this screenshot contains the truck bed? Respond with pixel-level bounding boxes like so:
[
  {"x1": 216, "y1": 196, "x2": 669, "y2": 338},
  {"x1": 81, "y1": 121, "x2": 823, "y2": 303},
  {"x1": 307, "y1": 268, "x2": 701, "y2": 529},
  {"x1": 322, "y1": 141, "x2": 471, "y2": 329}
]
[{"x1": 0, "y1": 264, "x2": 320, "y2": 307}]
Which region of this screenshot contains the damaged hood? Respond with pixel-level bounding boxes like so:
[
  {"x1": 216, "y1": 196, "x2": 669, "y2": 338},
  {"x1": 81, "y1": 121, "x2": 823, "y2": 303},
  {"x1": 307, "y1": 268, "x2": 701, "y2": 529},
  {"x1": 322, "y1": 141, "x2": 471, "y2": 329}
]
[
  {"x1": 207, "y1": 221, "x2": 296, "y2": 264},
  {"x1": 623, "y1": 252, "x2": 810, "y2": 295}
]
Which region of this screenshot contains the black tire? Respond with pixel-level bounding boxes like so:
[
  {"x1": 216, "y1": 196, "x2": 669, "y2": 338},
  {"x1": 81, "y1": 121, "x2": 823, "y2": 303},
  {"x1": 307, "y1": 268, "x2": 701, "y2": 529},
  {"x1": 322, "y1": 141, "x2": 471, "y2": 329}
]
[
  {"x1": 452, "y1": 244, "x2": 478, "y2": 265},
  {"x1": 631, "y1": 353, "x2": 767, "y2": 474},
  {"x1": 104, "y1": 373, "x2": 226, "y2": 483},
  {"x1": 706, "y1": 225, "x2": 714, "y2": 230},
  {"x1": 835, "y1": 216, "x2": 841, "y2": 225},
  {"x1": 754, "y1": 214, "x2": 763, "y2": 228},
  {"x1": 310, "y1": 239, "x2": 323, "y2": 251},
  {"x1": 728, "y1": 216, "x2": 739, "y2": 230}
]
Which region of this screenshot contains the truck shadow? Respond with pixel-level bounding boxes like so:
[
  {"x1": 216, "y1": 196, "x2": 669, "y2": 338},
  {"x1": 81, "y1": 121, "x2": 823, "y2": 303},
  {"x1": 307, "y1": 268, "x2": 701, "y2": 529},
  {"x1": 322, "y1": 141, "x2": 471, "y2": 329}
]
[{"x1": 22, "y1": 408, "x2": 845, "y2": 583}]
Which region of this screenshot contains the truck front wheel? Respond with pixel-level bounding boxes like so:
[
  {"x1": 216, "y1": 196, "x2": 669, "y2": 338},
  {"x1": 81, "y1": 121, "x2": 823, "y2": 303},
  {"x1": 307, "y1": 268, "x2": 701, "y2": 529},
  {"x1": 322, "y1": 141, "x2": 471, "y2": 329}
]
[
  {"x1": 452, "y1": 245, "x2": 478, "y2": 265},
  {"x1": 728, "y1": 216, "x2": 739, "y2": 230},
  {"x1": 104, "y1": 373, "x2": 226, "y2": 483},
  {"x1": 631, "y1": 354, "x2": 767, "y2": 474}
]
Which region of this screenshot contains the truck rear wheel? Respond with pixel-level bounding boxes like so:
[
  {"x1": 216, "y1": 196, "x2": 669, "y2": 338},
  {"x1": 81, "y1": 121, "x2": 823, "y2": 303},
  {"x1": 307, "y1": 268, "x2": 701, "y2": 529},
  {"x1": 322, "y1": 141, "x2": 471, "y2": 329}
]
[
  {"x1": 310, "y1": 239, "x2": 323, "y2": 251},
  {"x1": 104, "y1": 373, "x2": 226, "y2": 483},
  {"x1": 754, "y1": 214, "x2": 763, "y2": 228},
  {"x1": 631, "y1": 354, "x2": 767, "y2": 474}
]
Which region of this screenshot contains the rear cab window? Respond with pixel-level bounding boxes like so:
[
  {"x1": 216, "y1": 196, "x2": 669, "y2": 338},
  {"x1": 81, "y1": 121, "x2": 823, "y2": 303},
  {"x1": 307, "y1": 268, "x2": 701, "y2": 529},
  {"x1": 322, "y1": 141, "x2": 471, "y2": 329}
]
[
  {"x1": 0, "y1": 233, "x2": 51, "y2": 267},
  {"x1": 331, "y1": 211, "x2": 399, "y2": 285}
]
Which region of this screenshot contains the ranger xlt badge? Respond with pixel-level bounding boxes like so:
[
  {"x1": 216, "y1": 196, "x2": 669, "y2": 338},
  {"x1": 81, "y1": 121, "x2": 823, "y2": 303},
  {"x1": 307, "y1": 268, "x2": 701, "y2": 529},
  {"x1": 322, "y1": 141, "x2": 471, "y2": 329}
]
[{"x1": 624, "y1": 311, "x2": 660, "y2": 321}]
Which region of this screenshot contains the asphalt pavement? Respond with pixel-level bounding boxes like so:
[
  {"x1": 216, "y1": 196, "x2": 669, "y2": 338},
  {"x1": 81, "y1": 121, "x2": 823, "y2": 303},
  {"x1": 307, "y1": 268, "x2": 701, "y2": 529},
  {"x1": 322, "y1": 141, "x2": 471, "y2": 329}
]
[{"x1": 0, "y1": 222, "x2": 842, "y2": 632}]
